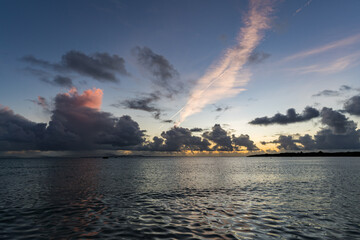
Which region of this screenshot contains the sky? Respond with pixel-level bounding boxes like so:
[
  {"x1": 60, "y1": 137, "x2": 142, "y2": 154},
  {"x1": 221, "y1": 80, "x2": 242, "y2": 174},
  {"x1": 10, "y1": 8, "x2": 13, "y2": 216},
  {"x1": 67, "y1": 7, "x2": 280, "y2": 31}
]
[{"x1": 1, "y1": 0, "x2": 360, "y2": 156}]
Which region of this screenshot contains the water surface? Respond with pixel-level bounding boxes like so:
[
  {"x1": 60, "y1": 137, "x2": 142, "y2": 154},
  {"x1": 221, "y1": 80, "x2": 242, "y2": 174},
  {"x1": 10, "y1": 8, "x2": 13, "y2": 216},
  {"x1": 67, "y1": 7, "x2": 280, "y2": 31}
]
[{"x1": 0, "y1": 157, "x2": 359, "y2": 239}]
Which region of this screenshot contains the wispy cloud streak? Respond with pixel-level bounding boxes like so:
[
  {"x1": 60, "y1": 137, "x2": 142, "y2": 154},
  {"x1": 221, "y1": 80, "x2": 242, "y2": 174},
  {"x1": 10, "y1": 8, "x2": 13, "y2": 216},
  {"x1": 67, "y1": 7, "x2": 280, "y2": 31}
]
[
  {"x1": 290, "y1": 51, "x2": 360, "y2": 74},
  {"x1": 293, "y1": 0, "x2": 312, "y2": 16},
  {"x1": 176, "y1": 0, "x2": 273, "y2": 125},
  {"x1": 284, "y1": 33, "x2": 360, "y2": 62}
]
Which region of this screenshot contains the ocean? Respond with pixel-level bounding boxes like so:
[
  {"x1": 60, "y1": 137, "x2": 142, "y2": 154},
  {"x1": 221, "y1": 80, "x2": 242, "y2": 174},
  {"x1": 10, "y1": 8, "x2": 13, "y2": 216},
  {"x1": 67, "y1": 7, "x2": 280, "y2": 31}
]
[{"x1": 0, "y1": 157, "x2": 359, "y2": 239}]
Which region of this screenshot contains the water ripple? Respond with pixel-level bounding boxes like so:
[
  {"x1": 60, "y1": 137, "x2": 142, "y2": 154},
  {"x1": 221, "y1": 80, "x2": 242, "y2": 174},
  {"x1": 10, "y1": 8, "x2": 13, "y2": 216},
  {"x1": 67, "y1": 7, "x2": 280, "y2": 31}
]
[{"x1": 0, "y1": 157, "x2": 359, "y2": 239}]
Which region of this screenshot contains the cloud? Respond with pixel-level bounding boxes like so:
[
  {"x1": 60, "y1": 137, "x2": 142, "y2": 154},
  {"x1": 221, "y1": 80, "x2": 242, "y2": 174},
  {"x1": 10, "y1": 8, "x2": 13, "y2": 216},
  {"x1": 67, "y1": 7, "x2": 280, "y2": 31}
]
[
  {"x1": 142, "y1": 127, "x2": 211, "y2": 152},
  {"x1": 114, "y1": 92, "x2": 162, "y2": 120},
  {"x1": 132, "y1": 46, "x2": 181, "y2": 97},
  {"x1": 140, "y1": 124, "x2": 257, "y2": 152},
  {"x1": 340, "y1": 85, "x2": 353, "y2": 91},
  {"x1": 271, "y1": 108, "x2": 360, "y2": 150},
  {"x1": 213, "y1": 104, "x2": 231, "y2": 120},
  {"x1": 247, "y1": 51, "x2": 270, "y2": 64},
  {"x1": 190, "y1": 127, "x2": 203, "y2": 132},
  {"x1": 272, "y1": 135, "x2": 300, "y2": 151},
  {"x1": 2, "y1": 88, "x2": 262, "y2": 153},
  {"x1": 29, "y1": 96, "x2": 50, "y2": 112},
  {"x1": 312, "y1": 90, "x2": 340, "y2": 97},
  {"x1": 202, "y1": 124, "x2": 258, "y2": 151},
  {"x1": 293, "y1": 0, "x2": 312, "y2": 16},
  {"x1": 232, "y1": 134, "x2": 259, "y2": 151},
  {"x1": 22, "y1": 51, "x2": 129, "y2": 82},
  {"x1": 312, "y1": 85, "x2": 355, "y2": 97},
  {"x1": 176, "y1": 0, "x2": 273, "y2": 125},
  {"x1": 0, "y1": 105, "x2": 47, "y2": 151},
  {"x1": 314, "y1": 129, "x2": 360, "y2": 150},
  {"x1": 273, "y1": 130, "x2": 360, "y2": 151},
  {"x1": 63, "y1": 51, "x2": 128, "y2": 82},
  {"x1": 249, "y1": 106, "x2": 319, "y2": 125},
  {"x1": 162, "y1": 120, "x2": 173, "y2": 123},
  {"x1": 320, "y1": 107, "x2": 356, "y2": 134},
  {"x1": 214, "y1": 104, "x2": 231, "y2": 119},
  {"x1": 41, "y1": 75, "x2": 73, "y2": 88},
  {"x1": 21, "y1": 55, "x2": 63, "y2": 71},
  {"x1": 298, "y1": 134, "x2": 317, "y2": 150},
  {"x1": 203, "y1": 124, "x2": 233, "y2": 151},
  {"x1": 59, "y1": 87, "x2": 103, "y2": 110},
  {"x1": 213, "y1": 104, "x2": 230, "y2": 112},
  {"x1": 161, "y1": 127, "x2": 211, "y2": 152},
  {"x1": 284, "y1": 33, "x2": 360, "y2": 61},
  {"x1": 344, "y1": 95, "x2": 360, "y2": 116},
  {"x1": 290, "y1": 52, "x2": 360, "y2": 75},
  {"x1": 0, "y1": 88, "x2": 145, "y2": 151}
]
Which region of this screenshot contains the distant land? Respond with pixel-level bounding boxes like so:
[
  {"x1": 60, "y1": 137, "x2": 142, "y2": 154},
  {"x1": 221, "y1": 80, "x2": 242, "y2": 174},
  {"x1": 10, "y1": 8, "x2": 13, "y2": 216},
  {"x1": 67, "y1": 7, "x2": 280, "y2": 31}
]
[{"x1": 248, "y1": 151, "x2": 360, "y2": 157}]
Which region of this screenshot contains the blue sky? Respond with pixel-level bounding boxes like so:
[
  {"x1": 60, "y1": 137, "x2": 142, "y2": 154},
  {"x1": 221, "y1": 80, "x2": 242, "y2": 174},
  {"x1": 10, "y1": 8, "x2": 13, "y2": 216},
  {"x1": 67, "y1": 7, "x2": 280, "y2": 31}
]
[{"x1": 1, "y1": 0, "x2": 360, "y2": 155}]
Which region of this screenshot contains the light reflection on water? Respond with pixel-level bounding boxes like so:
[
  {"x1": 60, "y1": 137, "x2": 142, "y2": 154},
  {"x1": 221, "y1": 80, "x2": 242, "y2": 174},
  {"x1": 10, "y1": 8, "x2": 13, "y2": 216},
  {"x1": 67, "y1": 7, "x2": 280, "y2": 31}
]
[{"x1": 0, "y1": 157, "x2": 359, "y2": 239}]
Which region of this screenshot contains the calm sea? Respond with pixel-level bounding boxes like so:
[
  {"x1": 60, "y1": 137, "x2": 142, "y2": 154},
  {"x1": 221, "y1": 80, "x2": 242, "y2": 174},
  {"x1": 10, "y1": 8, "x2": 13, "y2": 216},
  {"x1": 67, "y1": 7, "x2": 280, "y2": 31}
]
[{"x1": 0, "y1": 157, "x2": 359, "y2": 239}]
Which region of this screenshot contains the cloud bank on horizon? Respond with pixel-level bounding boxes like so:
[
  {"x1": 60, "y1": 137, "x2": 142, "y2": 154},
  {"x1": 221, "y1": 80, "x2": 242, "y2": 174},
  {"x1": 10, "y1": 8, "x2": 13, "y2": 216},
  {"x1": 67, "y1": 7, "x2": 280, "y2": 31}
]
[
  {"x1": 0, "y1": 88, "x2": 145, "y2": 151},
  {"x1": 176, "y1": 0, "x2": 274, "y2": 125},
  {"x1": 268, "y1": 107, "x2": 360, "y2": 151},
  {"x1": 0, "y1": 87, "x2": 260, "y2": 153},
  {"x1": 1, "y1": 85, "x2": 360, "y2": 154}
]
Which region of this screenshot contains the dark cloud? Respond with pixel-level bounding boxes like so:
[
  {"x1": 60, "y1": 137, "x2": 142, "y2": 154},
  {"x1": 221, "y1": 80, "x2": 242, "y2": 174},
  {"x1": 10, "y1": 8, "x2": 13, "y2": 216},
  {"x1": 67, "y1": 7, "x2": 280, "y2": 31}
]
[
  {"x1": 203, "y1": 124, "x2": 233, "y2": 151},
  {"x1": 132, "y1": 46, "x2": 182, "y2": 97},
  {"x1": 21, "y1": 55, "x2": 63, "y2": 71},
  {"x1": 161, "y1": 127, "x2": 211, "y2": 152},
  {"x1": 139, "y1": 124, "x2": 258, "y2": 152},
  {"x1": 141, "y1": 127, "x2": 210, "y2": 152},
  {"x1": 162, "y1": 120, "x2": 173, "y2": 123},
  {"x1": 247, "y1": 51, "x2": 270, "y2": 64},
  {"x1": 190, "y1": 127, "x2": 203, "y2": 132},
  {"x1": 272, "y1": 135, "x2": 300, "y2": 151},
  {"x1": 0, "y1": 106, "x2": 46, "y2": 151},
  {"x1": 62, "y1": 51, "x2": 128, "y2": 82},
  {"x1": 273, "y1": 130, "x2": 360, "y2": 151},
  {"x1": 143, "y1": 136, "x2": 164, "y2": 151},
  {"x1": 29, "y1": 96, "x2": 50, "y2": 112},
  {"x1": 41, "y1": 75, "x2": 73, "y2": 88},
  {"x1": 312, "y1": 90, "x2": 340, "y2": 97},
  {"x1": 0, "y1": 89, "x2": 145, "y2": 151},
  {"x1": 114, "y1": 92, "x2": 162, "y2": 120},
  {"x1": 344, "y1": 95, "x2": 360, "y2": 116},
  {"x1": 43, "y1": 89, "x2": 144, "y2": 150},
  {"x1": 232, "y1": 134, "x2": 259, "y2": 151},
  {"x1": 272, "y1": 108, "x2": 360, "y2": 151},
  {"x1": 340, "y1": 85, "x2": 352, "y2": 91},
  {"x1": 312, "y1": 85, "x2": 354, "y2": 97},
  {"x1": 0, "y1": 98, "x2": 260, "y2": 153},
  {"x1": 202, "y1": 124, "x2": 258, "y2": 151},
  {"x1": 314, "y1": 129, "x2": 360, "y2": 150},
  {"x1": 249, "y1": 106, "x2": 319, "y2": 125},
  {"x1": 22, "y1": 51, "x2": 128, "y2": 82},
  {"x1": 298, "y1": 134, "x2": 316, "y2": 150},
  {"x1": 213, "y1": 104, "x2": 230, "y2": 112},
  {"x1": 320, "y1": 107, "x2": 356, "y2": 134},
  {"x1": 213, "y1": 105, "x2": 231, "y2": 120}
]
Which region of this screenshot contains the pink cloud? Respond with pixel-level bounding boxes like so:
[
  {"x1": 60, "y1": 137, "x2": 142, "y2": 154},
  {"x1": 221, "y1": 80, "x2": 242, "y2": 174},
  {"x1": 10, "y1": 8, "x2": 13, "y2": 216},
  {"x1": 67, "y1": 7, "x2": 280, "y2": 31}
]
[{"x1": 63, "y1": 87, "x2": 103, "y2": 110}]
